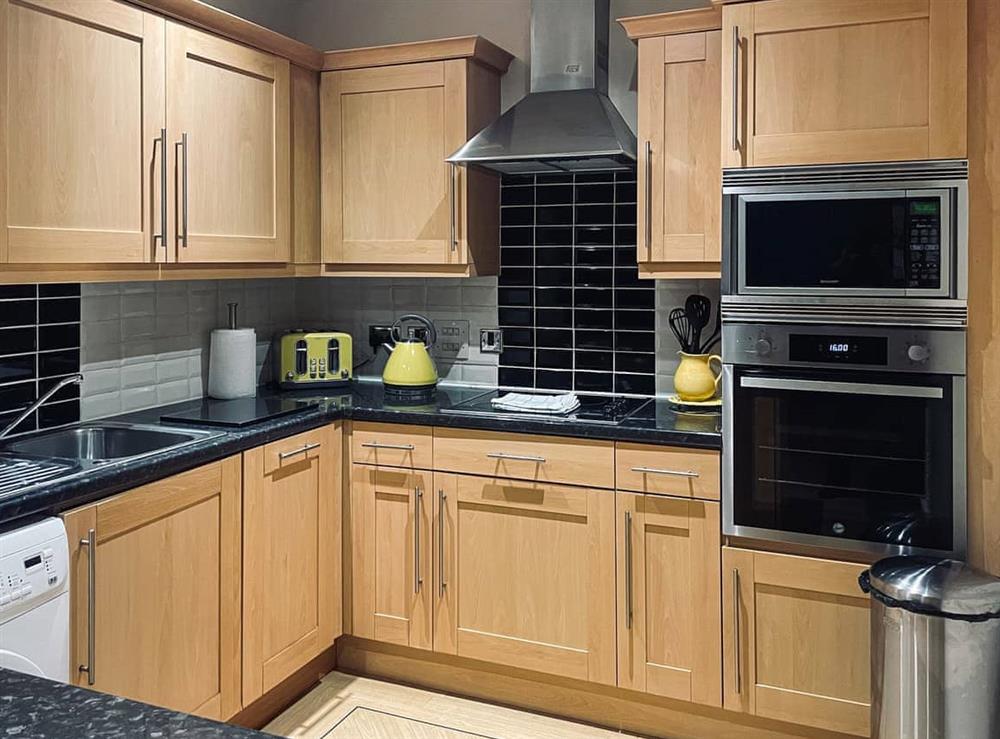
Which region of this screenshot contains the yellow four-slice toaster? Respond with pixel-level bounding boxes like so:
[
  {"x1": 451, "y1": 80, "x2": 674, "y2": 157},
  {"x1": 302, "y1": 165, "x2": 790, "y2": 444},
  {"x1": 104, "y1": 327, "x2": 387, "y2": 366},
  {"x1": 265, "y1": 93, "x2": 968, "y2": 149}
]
[{"x1": 277, "y1": 331, "x2": 353, "y2": 389}]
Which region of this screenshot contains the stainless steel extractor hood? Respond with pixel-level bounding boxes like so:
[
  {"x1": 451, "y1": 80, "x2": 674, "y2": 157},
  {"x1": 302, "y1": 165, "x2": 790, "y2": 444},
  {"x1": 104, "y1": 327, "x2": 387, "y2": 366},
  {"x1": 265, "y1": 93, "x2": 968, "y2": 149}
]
[{"x1": 448, "y1": 0, "x2": 637, "y2": 175}]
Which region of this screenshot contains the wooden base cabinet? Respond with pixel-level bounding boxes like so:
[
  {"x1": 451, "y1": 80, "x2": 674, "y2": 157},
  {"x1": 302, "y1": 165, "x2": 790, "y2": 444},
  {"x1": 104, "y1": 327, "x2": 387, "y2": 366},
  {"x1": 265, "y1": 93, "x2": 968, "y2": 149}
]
[
  {"x1": 722, "y1": 547, "x2": 871, "y2": 737},
  {"x1": 242, "y1": 425, "x2": 342, "y2": 705},
  {"x1": 616, "y1": 493, "x2": 721, "y2": 706},
  {"x1": 434, "y1": 474, "x2": 617, "y2": 685},
  {"x1": 722, "y1": 0, "x2": 967, "y2": 167},
  {"x1": 62, "y1": 458, "x2": 242, "y2": 720}
]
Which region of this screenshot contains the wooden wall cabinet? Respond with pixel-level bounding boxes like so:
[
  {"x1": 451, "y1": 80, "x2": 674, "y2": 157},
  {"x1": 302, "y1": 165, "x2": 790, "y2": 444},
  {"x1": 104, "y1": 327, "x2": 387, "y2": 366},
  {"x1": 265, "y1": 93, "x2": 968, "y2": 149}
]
[
  {"x1": 434, "y1": 473, "x2": 617, "y2": 685},
  {"x1": 320, "y1": 39, "x2": 512, "y2": 277},
  {"x1": 722, "y1": 0, "x2": 967, "y2": 167},
  {"x1": 722, "y1": 547, "x2": 871, "y2": 737},
  {"x1": 624, "y1": 8, "x2": 723, "y2": 278},
  {"x1": 242, "y1": 424, "x2": 342, "y2": 706},
  {"x1": 616, "y1": 493, "x2": 721, "y2": 706},
  {"x1": 62, "y1": 458, "x2": 242, "y2": 720}
]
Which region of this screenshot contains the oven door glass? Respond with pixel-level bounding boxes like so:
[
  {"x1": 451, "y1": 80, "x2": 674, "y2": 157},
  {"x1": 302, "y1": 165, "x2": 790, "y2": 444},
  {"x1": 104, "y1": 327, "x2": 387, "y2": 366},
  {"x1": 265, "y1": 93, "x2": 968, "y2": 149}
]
[
  {"x1": 739, "y1": 191, "x2": 948, "y2": 295},
  {"x1": 731, "y1": 368, "x2": 955, "y2": 552}
]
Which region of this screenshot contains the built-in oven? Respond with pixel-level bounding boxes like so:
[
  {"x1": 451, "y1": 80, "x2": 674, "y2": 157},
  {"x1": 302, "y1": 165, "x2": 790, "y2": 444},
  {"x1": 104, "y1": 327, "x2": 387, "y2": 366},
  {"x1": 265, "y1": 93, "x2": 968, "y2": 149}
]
[
  {"x1": 721, "y1": 160, "x2": 968, "y2": 308},
  {"x1": 722, "y1": 323, "x2": 966, "y2": 557}
]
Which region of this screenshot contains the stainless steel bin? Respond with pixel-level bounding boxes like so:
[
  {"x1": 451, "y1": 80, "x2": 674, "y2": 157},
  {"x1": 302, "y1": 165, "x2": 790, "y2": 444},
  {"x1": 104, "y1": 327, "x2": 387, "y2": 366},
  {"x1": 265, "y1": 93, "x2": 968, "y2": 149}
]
[{"x1": 861, "y1": 557, "x2": 1000, "y2": 739}]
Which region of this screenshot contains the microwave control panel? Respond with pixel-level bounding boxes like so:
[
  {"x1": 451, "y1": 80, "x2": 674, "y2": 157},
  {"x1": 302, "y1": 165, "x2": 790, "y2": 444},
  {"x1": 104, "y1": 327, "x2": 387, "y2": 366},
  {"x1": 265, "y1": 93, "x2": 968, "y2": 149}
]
[{"x1": 907, "y1": 199, "x2": 941, "y2": 288}]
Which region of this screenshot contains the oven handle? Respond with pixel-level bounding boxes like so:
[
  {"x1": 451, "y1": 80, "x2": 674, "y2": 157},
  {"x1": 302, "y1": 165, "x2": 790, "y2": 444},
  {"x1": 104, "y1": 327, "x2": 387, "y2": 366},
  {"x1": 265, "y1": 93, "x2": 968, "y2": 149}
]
[{"x1": 739, "y1": 376, "x2": 943, "y2": 399}]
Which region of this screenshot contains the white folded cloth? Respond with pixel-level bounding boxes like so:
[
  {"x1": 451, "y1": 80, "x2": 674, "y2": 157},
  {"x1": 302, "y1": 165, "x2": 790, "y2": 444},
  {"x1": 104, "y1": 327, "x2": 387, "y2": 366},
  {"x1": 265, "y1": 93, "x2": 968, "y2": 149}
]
[{"x1": 491, "y1": 392, "x2": 580, "y2": 415}]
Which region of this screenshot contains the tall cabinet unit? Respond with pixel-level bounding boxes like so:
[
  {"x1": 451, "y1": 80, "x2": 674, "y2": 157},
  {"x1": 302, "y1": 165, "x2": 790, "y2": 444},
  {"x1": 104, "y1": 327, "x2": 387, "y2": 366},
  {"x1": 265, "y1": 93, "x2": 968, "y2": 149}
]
[
  {"x1": 622, "y1": 8, "x2": 724, "y2": 278},
  {"x1": 722, "y1": 0, "x2": 967, "y2": 167},
  {"x1": 62, "y1": 459, "x2": 242, "y2": 720},
  {"x1": 0, "y1": 0, "x2": 164, "y2": 266},
  {"x1": 320, "y1": 38, "x2": 512, "y2": 277},
  {"x1": 242, "y1": 425, "x2": 342, "y2": 705}
]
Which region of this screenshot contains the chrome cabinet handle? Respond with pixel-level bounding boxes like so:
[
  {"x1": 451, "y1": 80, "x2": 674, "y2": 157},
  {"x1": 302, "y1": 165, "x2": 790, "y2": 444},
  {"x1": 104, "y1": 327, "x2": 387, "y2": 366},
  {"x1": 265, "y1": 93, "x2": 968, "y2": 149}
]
[
  {"x1": 79, "y1": 529, "x2": 96, "y2": 686},
  {"x1": 733, "y1": 568, "x2": 742, "y2": 695},
  {"x1": 731, "y1": 25, "x2": 740, "y2": 152},
  {"x1": 278, "y1": 442, "x2": 321, "y2": 460},
  {"x1": 625, "y1": 510, "x2": 633, "y2": 630},
  {"x1": 486, "y1": 452, "x2": 546, "y2": 463},
  {"x1": 414, "y1": 487, "x2": 423, "y2": 594},
  {"x1": 155, "y1": 128, "x2": 167, "y2": 249},
  {"x1": 438, "y1": 488, "x2": 447, "y2": 598},
  {"x1": 361, "y1": 442, "x2": 415, "y2": 451},
  {"x1": 740, "y1": 376, "x2": 944, "y2": 399},
  {"x1": 449, "y1": 162, "x2": 458, "y2": 252},
  {"x1": 630, "y1": 466, "x2": 699, "y2": 478},
  {"x1": 644, "y1": 140, "x2": 652, "y2": 253},
  {"x1": 176, "y1": 133, "x2": 188, "y2": 246}
]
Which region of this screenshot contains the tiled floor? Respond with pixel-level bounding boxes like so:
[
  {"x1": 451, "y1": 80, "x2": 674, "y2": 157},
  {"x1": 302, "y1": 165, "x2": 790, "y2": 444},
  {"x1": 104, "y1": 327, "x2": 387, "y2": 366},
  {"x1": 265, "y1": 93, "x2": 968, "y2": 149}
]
[{"x1": 266, "y1": 671, "x2": 638, "y2": 739}]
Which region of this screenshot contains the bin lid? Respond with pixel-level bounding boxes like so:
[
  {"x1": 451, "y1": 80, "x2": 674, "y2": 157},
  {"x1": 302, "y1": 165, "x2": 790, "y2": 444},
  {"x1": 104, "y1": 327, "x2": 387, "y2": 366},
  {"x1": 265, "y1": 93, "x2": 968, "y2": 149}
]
[{"x1": 868, "y1": 556, "x2": 1000, "y2": 619}]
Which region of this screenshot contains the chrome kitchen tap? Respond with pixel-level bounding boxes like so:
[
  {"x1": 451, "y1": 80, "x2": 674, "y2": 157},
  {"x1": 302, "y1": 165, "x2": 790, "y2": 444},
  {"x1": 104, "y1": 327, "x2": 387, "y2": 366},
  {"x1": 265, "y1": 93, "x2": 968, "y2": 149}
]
[{"x1": 0, "y1": 373, "x2": 84, "y2": 440}]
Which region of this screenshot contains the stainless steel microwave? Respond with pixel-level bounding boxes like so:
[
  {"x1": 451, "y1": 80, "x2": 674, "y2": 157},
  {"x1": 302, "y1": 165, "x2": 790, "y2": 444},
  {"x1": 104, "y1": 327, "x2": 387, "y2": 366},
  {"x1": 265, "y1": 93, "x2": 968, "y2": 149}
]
[{"x1": 721, "y1": 160, "x2": 968, "y2": 303}]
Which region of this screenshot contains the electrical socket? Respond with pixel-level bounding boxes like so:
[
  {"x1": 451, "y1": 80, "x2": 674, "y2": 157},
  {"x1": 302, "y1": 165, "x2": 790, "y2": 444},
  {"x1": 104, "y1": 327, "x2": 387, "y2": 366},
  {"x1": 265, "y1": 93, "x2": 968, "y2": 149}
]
[
  {"x1": 368, "y1": 324, "x2": 392, "y2": 352},
  {"x1": 432, "y1": 319, "x2": 469, "y2": 360},
  {"x1": 479, "y1": 328, "x2": 503, "y2": 354}
]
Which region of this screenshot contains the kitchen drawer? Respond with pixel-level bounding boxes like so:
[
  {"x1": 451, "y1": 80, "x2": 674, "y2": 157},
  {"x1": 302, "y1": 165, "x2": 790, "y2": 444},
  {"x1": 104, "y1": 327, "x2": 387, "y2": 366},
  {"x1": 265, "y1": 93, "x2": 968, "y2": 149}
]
[
  {"x1": 262, "y1": 426, "x2": 329, "y2": 475},
  {"x1": 615, "y1": 443, "x2": 720, "y2": 500},
  {"x1": 352, "y1": 422, "x2": 433, "y2": 469},
  {"x1": 433, "y1": 428, "x2": 614, "y2": 489}
]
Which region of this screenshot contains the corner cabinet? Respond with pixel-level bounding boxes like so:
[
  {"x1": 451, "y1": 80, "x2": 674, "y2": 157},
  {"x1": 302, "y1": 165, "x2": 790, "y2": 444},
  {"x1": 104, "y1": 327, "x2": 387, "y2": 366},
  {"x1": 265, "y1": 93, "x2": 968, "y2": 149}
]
[
  {"x1": 722, "y1": 547, "x2": 871, "y2": 737},
  {"x1": 62, "y1": 458, "x2": 242, "y2": 720},
  {"x1": 623, "y1": 8, "x2": 724, "y2": 278},
  {"x1": 242, "y1": 424, "x2": 342, "y2": 705},
  {"x1": 320, "y1": 38, "x2": 513, "y2": 277},
  {"x1": 722, "y1": 0, "x2": 967, "y2": 167}
]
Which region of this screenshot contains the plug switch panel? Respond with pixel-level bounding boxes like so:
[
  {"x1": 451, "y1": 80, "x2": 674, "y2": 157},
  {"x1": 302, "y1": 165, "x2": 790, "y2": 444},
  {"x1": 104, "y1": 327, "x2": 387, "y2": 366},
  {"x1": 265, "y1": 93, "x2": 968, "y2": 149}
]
[
  {"x1": 480, "y1": 328, "x2": 503, "y2": 354},
  {"x1": 432, "y1": 319, "x2": 469, "y2": 360}
]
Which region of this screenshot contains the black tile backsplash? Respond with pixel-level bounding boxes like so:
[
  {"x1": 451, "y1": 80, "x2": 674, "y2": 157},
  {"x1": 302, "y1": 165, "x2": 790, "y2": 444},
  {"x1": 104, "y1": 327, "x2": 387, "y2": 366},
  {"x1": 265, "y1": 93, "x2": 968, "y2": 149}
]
[
  {"x1": 0, "y1": 284, "x2": 81, "y2": 434},
  {"x1": 498, "y1": 171, "x2": 655, "y2": 396}
]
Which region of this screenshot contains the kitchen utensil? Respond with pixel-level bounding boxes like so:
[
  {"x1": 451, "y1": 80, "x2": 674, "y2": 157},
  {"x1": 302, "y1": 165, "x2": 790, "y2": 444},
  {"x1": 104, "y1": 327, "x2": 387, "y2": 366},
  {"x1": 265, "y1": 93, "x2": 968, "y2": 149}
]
[
  {"x1": 701, "y1": 303, "x2": 722, "y2": 353},
  {"x1": 382, "y1": 313, "x2": 438, "y2": 400},
  {"x1": 207, "y1": 303, "x2": 256, "y2": 400},
  {"x1": 685, "y1": 294, "x2": 711, "y2": 351},
  {"x1": 668, "y1": 308, "x2": 693, "y2": 353},
  {"x1": 277, "y1": 330, "x2": 353, "y2": 388}
]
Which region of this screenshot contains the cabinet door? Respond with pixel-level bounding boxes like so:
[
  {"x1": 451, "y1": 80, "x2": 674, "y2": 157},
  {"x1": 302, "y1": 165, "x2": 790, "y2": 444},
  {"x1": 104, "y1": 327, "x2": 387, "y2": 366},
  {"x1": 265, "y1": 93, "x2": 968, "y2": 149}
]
[
  {"x1": 723, "y1": 547, "x2": 870, "y2": 737},
  {"x1": 63, "y1": 459, "x2": 241, "y2": 720},
  {"x1": 723, "y1": 0, "x2": 966, "y2": 167},
  {"x1": 637, "y1": 30, "x2": 721, "y2": 275},
  {"x1": 617, "y1": 493, "x2": 721, "y2": 707},
  {"x1": 0, "y1": 0, "x2": 164, "y2": 264},
  {"x1": 321, "y1": 61, "x2": 471, "y2": 268},
  {"x1": 166, "y1": 22, "x2": 290, "y2": 263},
  {"x1": 434, "y1": 473, "x2": 617, "y2": 685},
  {"x1": 350, "y1": 463, "x2": 433, "y2": 649},
  {"x1": 242, "y1": 425, "x2": 341, "y2": 705}
]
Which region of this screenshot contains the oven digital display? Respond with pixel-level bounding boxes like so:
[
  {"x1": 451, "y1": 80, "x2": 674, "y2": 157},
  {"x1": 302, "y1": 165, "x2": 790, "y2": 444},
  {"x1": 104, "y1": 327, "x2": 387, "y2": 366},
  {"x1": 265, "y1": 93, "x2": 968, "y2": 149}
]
[{"x1": 788, "y1": 334, "x2": 888, "y2": 365}]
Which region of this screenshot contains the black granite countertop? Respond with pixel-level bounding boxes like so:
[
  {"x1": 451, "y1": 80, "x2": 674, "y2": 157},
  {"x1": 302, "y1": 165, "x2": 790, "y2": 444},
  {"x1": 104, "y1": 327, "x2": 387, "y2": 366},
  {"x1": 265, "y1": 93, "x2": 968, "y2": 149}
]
[
  {"x1": 0, "y1": 382, "x2": 720, "y2": 527},
  {"x1": 0, "y1": 668, "x2": 265, "y2": 738}
]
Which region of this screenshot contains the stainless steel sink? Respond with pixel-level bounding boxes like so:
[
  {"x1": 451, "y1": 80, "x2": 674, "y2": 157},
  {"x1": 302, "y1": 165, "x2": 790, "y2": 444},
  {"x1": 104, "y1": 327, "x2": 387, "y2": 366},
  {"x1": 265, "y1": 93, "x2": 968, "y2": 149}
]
[{"x1": 1, "y1": 422, "x2": 222, "y2": 463}]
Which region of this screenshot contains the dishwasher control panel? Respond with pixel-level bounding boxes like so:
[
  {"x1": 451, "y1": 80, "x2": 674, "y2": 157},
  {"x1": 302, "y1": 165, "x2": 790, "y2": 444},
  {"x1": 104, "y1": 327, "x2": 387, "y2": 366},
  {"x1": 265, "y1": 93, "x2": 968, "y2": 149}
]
[{"x1": 0, "y1": 518, "x2": 68, "y2": 624}]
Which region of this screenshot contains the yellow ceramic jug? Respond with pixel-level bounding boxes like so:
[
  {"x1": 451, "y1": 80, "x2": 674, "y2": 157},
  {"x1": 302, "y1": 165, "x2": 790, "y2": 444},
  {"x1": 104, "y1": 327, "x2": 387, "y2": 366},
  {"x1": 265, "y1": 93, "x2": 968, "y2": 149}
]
[{"x1": 673, "y1": 352, "x2": 723, "y2": 401}]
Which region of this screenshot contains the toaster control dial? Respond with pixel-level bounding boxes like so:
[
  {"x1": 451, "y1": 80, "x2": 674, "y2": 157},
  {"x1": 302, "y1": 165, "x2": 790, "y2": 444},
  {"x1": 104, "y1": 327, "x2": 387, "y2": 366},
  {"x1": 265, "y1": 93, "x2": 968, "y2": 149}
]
[{"x1": 285, "y1": 371, "x2": 294, "y2": 381}]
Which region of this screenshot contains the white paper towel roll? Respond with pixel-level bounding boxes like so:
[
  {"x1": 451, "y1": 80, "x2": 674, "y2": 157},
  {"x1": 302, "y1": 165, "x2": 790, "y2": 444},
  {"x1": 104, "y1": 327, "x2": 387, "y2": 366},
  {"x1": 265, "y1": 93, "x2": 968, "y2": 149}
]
[{"x1": 208, "y1": 328, "x2": 257, "y2": 399}]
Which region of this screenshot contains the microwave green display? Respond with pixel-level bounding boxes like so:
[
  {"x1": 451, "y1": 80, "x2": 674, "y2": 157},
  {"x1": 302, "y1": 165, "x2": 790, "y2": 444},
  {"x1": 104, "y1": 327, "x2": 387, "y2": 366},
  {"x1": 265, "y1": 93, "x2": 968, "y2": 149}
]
[{"x1": 910, "y1": 201, "x2": 939, "y2": 215}]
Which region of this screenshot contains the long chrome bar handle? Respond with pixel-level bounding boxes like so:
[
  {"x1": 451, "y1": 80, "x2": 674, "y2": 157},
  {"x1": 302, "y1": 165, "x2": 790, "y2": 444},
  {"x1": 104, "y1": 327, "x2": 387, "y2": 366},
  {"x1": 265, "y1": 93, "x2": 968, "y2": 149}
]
[
  {"x1": 733, "y1": 568, "x2": 742, "y2": 695},
  {"x1": 155, "y1": 128, "x2": 167, "y2": 249},
  {"x1": 176, "y1": 132, "x2": 188, "y2": 247},
  {"x1": 449, "y1": 162, "x2": 458, "y2": 252},
  {"x1": 438, "y1": 488, "x2": 447, "y2": 598},
  {"x1": 79, "y1": 529, "x2": 96, "y2": 686},
  {"x1": 278, "y1": 442, "x2": 321, "y2": 460},
  {"x1": 413, "y1": 487, "x2": 423, "y2": 594},
  {"x1": 487, "y1": 452, "x2": 546, "y2": 463},
  {"x1": 361, "y1": 442, "x2": 415, "y2": 451},
  {"x1": 644, "y1": 140, "x2": 652, "y2": 252},
  {"x1": 731, "y1": 25, "x2": 740, "y2": 152},
  {"x1": 625, "y1": 510, "x2": 633, "y2": 629},
  {"x1": 630, "y1": 466, "x2": 699, "y2": 478}
]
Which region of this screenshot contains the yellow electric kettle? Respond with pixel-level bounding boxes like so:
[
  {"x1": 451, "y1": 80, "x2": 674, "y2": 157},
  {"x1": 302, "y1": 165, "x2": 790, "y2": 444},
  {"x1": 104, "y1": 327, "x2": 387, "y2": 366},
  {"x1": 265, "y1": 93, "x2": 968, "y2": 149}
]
[{"x1": 382, "y1": 314, "x2": 438, "y2": 399}]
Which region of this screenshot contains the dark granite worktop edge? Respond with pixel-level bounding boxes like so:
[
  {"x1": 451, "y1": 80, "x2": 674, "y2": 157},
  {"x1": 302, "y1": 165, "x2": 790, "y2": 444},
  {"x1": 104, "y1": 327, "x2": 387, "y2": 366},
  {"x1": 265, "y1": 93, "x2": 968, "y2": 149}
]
[{"x1": 0, "y1": 385, "x2": 720, "y2": 528}]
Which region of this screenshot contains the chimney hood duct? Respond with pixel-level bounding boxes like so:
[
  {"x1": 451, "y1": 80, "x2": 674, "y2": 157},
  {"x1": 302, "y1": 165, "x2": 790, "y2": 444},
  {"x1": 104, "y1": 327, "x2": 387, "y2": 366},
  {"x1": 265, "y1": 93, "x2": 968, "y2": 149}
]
[{"x1": 448, "y1": 0, "x2": 637, "y2": 175}]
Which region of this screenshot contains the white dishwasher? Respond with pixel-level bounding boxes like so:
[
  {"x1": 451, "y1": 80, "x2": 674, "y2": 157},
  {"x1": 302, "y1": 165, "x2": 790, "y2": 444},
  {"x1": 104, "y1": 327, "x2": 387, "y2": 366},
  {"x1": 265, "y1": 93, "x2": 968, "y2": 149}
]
[{"x1": 0, "y1": 517, "x2": 69, "y2": 682}]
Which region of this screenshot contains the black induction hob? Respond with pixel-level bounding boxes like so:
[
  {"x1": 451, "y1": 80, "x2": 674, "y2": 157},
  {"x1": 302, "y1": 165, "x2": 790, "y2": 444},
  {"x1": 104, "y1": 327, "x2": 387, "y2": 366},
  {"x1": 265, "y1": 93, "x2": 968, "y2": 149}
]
[
  {"x1": 161, "y1": 396, "x2": 319, "y2": 428},
  {"x1": 442, "y1": 391, "x2": 651, "y2": 426}
]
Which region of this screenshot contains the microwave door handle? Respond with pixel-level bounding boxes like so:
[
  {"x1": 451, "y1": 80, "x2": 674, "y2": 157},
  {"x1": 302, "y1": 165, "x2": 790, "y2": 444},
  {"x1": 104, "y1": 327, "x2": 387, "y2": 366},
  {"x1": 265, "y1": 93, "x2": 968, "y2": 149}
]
[{"x1": 739, "y1": 377, "x2": 944, "y2": 400}]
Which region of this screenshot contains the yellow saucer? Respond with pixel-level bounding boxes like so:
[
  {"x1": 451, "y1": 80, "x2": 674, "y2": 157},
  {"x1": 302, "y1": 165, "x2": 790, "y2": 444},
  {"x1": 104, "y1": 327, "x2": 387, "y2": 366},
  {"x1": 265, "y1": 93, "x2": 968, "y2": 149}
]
[{"x1": 667, "y1": 394, "x2": 722, "y2": 410}]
